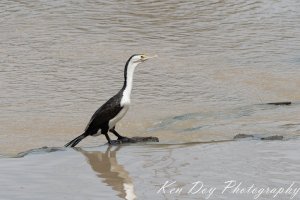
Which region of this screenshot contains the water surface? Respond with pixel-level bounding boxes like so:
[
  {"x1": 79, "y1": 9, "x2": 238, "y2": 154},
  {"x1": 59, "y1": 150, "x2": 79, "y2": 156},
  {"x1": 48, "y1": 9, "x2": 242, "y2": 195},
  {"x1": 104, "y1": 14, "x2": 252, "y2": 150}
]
[
  {"x1": 1, "y1": 140, "x2": 300, "y2": 200},
  {"x1": 0, "y1": 0, "x2": 299, "y2": 199}
]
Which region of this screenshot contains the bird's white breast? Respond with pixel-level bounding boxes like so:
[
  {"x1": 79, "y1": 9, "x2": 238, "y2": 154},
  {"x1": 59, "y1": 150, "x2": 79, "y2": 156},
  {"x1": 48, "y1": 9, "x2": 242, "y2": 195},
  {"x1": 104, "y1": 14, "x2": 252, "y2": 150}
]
[
  {"x1": 108, "y1": 104, "x2": 129, "y2": 129},
  {"x1": 108, "y1": 61, "x2": 134, "y2": 130}
]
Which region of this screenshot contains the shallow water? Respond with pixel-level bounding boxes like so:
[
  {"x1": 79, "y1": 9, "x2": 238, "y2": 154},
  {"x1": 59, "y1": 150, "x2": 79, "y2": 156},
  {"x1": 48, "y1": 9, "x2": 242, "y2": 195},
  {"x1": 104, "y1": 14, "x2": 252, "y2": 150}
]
[
  {"x1": 0, "y1": 0, "x2": 300, "y2": 199},
  {"x1": 1, "y1": 140, "x2": 300, "y2": 200}
]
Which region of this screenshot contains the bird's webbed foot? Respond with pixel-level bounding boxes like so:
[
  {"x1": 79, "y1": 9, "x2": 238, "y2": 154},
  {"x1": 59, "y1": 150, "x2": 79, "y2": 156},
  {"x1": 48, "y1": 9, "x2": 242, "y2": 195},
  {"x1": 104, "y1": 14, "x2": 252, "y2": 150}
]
[
  {"x1": 108, "y1": 140, "x2": 123, "y2": 145},
  {"x1": 107, "y1": 135, "x2": 137, "y2": 145},
  {"x1": 117, "y1": 136, "x2": 136, "y2": 143}
]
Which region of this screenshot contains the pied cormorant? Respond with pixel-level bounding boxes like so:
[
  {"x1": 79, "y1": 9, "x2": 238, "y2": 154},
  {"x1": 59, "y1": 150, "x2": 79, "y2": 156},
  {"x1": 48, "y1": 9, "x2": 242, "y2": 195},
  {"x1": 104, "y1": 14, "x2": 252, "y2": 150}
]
[{"x1": 65, "y1": 54, "x2": 155, "y2": 147}]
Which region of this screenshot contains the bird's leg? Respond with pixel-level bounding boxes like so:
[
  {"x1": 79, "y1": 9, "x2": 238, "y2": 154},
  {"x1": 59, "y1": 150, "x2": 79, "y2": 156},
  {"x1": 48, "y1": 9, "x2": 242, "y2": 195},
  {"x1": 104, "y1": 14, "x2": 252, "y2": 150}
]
[
  {"x1": 102, "y1": 128, "x2": 112, "y2": 144},
  {"x1": 104, "y1": 133, "x2": 112, "y2": 144},
  {"x1": 104, "y1": 127, "x2": 122, "y2": 145},
  {"x1": 110, "y1": 127, "x2": 126, "y2": 140},
  {"x1": 110, "y1": 127, "x2": 135, "y2": 143}
]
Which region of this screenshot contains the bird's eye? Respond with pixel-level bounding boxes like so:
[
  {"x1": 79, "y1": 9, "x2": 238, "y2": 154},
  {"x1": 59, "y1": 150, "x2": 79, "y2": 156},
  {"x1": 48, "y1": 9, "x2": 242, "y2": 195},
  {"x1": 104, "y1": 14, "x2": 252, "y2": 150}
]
[{"x1": 141, "y1": 55, "x2": 144, "y2": 59}]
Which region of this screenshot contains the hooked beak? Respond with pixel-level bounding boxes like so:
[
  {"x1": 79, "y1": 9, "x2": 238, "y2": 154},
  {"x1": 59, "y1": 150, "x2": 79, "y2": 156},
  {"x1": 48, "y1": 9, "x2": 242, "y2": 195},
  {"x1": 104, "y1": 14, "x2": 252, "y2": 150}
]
[{"x1": 141, "y1": 54, "x2": 158, "y2": 62}]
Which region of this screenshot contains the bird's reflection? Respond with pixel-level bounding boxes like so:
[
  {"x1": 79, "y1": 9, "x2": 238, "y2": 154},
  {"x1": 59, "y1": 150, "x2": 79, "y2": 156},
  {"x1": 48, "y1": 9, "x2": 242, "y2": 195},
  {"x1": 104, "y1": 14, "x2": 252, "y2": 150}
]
[{"x1": 77, "y1": 146, "x2": 136, "y2": 200}]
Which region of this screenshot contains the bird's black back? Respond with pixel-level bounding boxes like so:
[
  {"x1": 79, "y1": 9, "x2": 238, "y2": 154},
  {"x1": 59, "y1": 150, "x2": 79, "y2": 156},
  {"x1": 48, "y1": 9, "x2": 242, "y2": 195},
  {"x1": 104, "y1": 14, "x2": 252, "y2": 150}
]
[{"x1": 84, "y1": 90, "x2": 124, "y2": 135}]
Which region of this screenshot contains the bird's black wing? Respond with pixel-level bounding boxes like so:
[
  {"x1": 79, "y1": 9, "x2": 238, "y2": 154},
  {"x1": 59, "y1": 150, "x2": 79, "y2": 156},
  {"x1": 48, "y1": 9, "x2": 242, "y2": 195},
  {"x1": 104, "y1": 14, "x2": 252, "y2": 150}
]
[{"x1": 84, "y1": 92, "x2": 123, "y2": 134}]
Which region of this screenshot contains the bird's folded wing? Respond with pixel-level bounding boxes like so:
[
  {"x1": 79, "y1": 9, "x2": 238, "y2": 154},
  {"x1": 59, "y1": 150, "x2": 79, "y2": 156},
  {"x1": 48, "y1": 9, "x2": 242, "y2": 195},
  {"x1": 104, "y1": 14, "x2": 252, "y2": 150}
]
[{"x1": 84, "y1": 97, "x2": 123, "y2": 132}]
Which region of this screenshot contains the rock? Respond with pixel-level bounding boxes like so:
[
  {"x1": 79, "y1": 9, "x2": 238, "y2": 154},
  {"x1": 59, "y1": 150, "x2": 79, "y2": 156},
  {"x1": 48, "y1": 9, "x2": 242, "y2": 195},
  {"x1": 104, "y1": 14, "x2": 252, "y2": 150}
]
[
  {"x1": 233, "y1": 134, "x2": 254, "y2": 139},
  {"x1": 109, "y1": 136, "x2": 159, "y2": 144},
  {"x1": 261, "y1": 135, "x2": 284, "y2": 140},
  {"x1": 267, "y1": 102, "x2": 291, "y2": 105},
  {"x1": 234, "y1": 134, "x2": 284, "y2": 141},
  {"x1": 15, "y1": 146, "x2": 65, "y2": 158}
]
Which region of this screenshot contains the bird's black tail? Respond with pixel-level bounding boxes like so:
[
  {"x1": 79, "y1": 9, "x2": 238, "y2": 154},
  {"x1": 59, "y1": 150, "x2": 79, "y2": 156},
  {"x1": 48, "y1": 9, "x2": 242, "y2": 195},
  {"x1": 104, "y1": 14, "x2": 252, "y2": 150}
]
[{"x1": 65, "y1": 133, "x2": 87, "y2": 147}]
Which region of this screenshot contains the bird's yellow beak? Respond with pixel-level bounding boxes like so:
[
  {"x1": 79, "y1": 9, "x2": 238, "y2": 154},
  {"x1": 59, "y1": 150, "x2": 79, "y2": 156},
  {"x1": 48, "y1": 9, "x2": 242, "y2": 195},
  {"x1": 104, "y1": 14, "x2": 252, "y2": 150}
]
[{"x1": 141, "y1": 54, "x2": 158, "y2": 62}]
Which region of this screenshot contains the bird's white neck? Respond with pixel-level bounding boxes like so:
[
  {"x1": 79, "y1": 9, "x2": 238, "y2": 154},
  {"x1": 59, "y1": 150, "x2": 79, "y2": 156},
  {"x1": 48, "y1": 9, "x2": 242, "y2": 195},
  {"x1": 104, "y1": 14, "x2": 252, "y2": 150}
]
[{"x1": 121, "y1": 62, "x2": 138, "y2": 106}]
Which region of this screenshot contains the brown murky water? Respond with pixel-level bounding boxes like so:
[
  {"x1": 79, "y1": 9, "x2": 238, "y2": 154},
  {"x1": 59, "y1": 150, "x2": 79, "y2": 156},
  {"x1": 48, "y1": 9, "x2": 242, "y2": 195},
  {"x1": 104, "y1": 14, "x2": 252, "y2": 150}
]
[{"x1": 0, "y1": 0, "x2": 300, "y2": 199}]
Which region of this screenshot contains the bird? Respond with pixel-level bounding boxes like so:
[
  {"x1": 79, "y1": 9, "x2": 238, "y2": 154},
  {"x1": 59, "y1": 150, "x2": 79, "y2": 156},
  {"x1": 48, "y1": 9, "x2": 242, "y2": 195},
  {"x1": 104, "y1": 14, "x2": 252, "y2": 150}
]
[{"x1": 65, "y1": 54, "x2": 156, "y2": 147}]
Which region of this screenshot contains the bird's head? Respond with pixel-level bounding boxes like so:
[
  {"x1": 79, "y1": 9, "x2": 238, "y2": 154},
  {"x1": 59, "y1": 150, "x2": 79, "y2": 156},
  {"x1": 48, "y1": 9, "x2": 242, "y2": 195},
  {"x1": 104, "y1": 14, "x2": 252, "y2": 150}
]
[
  {"x1": 128, "y1": 54, "x2": 157, "y2": 65},
  {"x1": 123, "y1": 54, "x2": 157, "y2": 88},
  {"x1": 123, "y1": 54, "x2": 157, "y2": 82}
]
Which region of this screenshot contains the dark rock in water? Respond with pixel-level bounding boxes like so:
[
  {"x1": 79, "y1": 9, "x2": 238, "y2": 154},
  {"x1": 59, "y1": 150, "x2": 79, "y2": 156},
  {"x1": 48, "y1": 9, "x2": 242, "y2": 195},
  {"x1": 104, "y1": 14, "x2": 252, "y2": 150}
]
[
  {"x1": 261, "y1": 135, "x2": 284, "y2": 140},
  {"x1": 234, "y1": 134, "x2": 284, "y2": 141},
  {"x1": 109, "y1": 136, "x2": 159, "y2": 144},
  {"x1": 233, "y1": 134, "x2": 254, "y2": 139},
  {"x1": 267, "y1": 101, "x2": 291, "y2": 105},
  {"x1": 15, "y1": 146, "x2": 65, "y2": 158}
]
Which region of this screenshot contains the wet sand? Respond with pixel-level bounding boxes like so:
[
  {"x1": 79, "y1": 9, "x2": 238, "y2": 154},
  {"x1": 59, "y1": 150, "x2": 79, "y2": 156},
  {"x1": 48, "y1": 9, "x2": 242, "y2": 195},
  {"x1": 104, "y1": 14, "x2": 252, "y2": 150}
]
[{"x1": 1, "y1": 139, "x2": 300, "y2": 200}]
